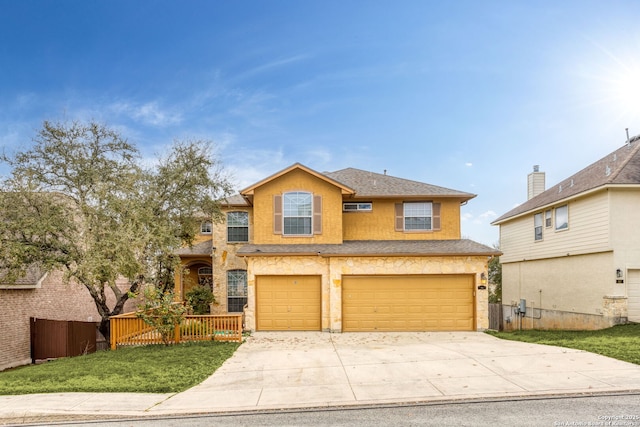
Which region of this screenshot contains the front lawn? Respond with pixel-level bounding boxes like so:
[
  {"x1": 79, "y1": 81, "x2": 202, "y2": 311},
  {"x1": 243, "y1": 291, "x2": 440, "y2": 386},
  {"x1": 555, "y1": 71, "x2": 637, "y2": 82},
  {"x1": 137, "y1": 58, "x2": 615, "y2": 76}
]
[
  {"x1": 0, "y1": 341, "x2": 240, "y2": 395},
  {"x1": 487, "y1": 323, "x2": 640, "y2": 365}
]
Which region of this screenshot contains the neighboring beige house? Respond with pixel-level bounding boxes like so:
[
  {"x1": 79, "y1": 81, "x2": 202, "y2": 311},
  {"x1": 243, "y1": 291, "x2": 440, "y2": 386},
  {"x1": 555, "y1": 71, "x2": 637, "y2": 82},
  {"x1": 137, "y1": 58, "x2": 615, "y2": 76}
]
[
  {"x1": 176, "y1": 163, "x2": 499, "y2": 332},
  {"x1": 492, "y1": 135, "x2": 640, "y2": 330}
]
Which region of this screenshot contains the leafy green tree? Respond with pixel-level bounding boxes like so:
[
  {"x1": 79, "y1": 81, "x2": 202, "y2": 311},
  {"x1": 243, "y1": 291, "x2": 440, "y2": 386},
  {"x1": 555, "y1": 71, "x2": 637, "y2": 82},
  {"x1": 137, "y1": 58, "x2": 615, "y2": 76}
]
[
  {"x1": 0, "y1": 120, "x2": 233, "y2": 345},
  {"x1": 488, "y1": 244, "x2": 502, "y2": 303}
]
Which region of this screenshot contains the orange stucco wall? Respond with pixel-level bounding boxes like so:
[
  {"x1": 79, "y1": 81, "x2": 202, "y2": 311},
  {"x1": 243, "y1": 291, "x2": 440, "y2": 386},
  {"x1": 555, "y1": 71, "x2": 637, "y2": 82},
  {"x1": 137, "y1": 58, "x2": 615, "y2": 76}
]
[
  {"x1": 342, "y1": 198, "x2": 461, "y2": 240},
  {"x1": 252, "y1": 168, "x2": 344, "y2": 244}
]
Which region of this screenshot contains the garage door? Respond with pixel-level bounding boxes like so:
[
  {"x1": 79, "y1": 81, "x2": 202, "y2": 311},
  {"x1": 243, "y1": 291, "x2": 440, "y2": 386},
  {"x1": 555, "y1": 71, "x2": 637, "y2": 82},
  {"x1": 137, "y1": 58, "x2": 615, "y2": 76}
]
[
  {"x1": 342, "y1": 275, "x2": 474, "y2": 332},
  {"x1": 628, "y1": 269, "x2": 640, "y2": 322},
  {"x1": 256, "y1": 275, "x2": 321, "y2": 331}
]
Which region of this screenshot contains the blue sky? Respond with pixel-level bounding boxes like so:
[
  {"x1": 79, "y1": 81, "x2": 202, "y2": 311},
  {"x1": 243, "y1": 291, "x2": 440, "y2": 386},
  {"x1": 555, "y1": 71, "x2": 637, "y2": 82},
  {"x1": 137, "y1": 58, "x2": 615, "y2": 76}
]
[{"x1": 2, "y1": 0, "x2": 640, "y2": 246}]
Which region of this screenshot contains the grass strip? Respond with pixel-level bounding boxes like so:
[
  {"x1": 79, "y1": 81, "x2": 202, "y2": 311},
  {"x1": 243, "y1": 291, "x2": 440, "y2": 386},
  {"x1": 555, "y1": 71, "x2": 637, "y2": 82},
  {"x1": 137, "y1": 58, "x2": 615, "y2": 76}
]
[
  {"x1": 0, "y1": 341, "x2": 240, "y2": 395},
  {"x1": 486, "y1": 323, "x2": 640, "y2": 365}
]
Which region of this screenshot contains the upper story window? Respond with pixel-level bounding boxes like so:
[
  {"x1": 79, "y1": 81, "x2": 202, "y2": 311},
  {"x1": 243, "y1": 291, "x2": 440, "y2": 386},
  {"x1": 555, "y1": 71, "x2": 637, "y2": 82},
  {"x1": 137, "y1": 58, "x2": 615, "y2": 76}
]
[
  {"x1": 227, "y1": 211, "x2": 249, "y2": 242},
  {"x1": 545, "y1": 209, "x2": 552, "y2": 228},
  {"x1": 283, "y1": 191, "x2": 312, "y2": 235},
  {"x1": 273, "y1": 192, "x2": 322, "y2": 236},
  {"x1": 404, "y1": 202, "x2": 432, "y2": 231},
  {"x1": 555, "y1": 204, "x2": 569, "y2": 231},
  {"x1": 343, "y1": 202, "x2": 372, "y2": 212},
  {"x1": 534, "y1": 212, "x2": 543, "y2": 241},
  {"x1": 395, "y1": 201, "x2": 441, "y2": 232},
  {"x1": 200, "y1": 221, "x2": 212, "y2": 234}
]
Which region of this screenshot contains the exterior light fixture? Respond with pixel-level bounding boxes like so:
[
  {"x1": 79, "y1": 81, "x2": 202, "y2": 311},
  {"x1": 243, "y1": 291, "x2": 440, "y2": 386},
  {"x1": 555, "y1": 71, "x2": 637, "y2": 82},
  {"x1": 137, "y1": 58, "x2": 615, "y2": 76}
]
[
  {"x1": 616, "y1": 268, "x2": 623, "y2": 279},
  {"x1": 481, "y1": 272, "x2": 487, "y2": 284}
]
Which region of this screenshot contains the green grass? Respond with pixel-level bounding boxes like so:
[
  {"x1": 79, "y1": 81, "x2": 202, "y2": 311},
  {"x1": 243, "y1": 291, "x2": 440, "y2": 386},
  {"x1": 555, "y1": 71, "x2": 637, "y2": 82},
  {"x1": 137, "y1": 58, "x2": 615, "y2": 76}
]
[
  {"x1": 487, "y1": 323, "x2": 640, "y2": 365},
  {"x1": 0, "y1": 341, "x2": 240, "y2": 395}
]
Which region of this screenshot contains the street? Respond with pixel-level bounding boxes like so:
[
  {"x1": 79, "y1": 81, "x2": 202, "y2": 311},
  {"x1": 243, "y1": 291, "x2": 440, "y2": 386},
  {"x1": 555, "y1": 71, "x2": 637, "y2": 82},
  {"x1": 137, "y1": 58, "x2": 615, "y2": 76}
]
[{"x1": 26, "y1": 393, "x2": 640, "y2": 427}]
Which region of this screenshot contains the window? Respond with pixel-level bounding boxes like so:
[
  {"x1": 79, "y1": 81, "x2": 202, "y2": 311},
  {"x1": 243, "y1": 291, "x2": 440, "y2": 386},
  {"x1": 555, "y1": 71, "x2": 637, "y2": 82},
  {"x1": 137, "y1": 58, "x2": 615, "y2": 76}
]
[
  {"x1": 200, "y1": 221, "x2": 212, "y2": 234},
  {"x1": 227, "y1": 211, "x2": 249, "y2": 242},
  {"x1": 283, "y1": 192, "x2": 312, "y2": 235},
  {"x1": 545, "y1": 209, "x2": 552, "y2": 228},
  {"x1": 343, "y1": 202, "x2": 372, "y2": 212},
  {"x1": 534, "y1": 212, "x2": 543, "y2": 241},
  {"x1": 555, "y1": 205, "x2": 568, "y2": 230},
  {"x1": 198, "y1": 266, "x2": 213, "y2": 289},
  {"x1": 227, "y1": 270, "x2": 247, "y2": 313},
  {"x1": 404, "y1": 202, "x2": 432, "y2": 230}
]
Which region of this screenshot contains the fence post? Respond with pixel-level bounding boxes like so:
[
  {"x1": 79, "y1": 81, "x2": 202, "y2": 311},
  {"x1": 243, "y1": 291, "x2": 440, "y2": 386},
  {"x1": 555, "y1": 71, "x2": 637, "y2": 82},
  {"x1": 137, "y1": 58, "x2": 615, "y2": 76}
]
[
  {"x1": 110, "y1": 318, "x2": 116, "y2": 350},
  {"x1": 174, "y1": 324, "x2": 181, "y2": 344}
]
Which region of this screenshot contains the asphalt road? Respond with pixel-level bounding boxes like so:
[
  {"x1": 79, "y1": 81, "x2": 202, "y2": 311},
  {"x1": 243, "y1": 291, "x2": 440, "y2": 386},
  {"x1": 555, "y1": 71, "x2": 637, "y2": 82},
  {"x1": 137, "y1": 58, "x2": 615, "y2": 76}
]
[{"x1": 14, "y1": 393, "x2": 640, "y2": 427}]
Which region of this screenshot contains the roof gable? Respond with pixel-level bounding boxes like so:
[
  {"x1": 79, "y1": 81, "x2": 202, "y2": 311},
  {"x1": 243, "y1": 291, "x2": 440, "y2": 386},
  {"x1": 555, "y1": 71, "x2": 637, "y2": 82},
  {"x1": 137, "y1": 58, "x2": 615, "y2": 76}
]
[
  {"x1": 240, "y1": 163, "x2": 355, "y2": 197},
  {"x1": 494, "y1": 136, "x2": 640, "y2": 224}
]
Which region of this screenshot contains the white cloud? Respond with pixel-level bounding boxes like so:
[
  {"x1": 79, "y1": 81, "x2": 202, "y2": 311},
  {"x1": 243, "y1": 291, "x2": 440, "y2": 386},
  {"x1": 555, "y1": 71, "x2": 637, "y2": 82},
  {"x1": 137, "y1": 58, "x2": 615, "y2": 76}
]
[
  {"x1": 479, "y1": 210, "x2": 497, "y2": 220},
  {"x1": 305, "y1": 148, "x2": 332, "y2": 165},
  {"x1": 235, "y1": 54, "x2": 310, "y2": 81},
  {"x1": 109, "y1": 101, "x2": 182, "y2": 127},
  {"x1": 465, "y1": 162, "x2": 473, "y2": 167}
]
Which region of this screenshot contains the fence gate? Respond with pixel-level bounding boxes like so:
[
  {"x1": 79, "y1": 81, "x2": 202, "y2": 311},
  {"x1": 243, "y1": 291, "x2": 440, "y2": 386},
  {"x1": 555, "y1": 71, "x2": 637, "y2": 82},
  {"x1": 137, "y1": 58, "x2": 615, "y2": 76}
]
[
  {"x1": 30, "y1": 318, "x2": 97, "y2": 363},
  {"x1": 488, "y1": 303, "x2": 503, "y2": 331}
]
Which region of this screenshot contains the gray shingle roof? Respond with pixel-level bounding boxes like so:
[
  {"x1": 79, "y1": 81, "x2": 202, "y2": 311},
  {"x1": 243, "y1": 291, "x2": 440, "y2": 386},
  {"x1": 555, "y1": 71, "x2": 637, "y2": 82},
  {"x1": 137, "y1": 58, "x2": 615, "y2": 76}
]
[
  {"x1": 493, "y1": 136, "x2": 640, "y2": 224},
  {"x1": 176, "y1": 240, "x2": 214, "y2": 256},
  {"x1": 237, "y1": 239, "x2": 500, "y2": 257},
  {"x1": 220, "y1": 194, "x2": 249, "y2": 206},
  {"x1": 0, "y1": 265, "x2": 46, "y2": 286},
  {"x1": 325, "y1": 168, "x2": 476, "y2": 199}
]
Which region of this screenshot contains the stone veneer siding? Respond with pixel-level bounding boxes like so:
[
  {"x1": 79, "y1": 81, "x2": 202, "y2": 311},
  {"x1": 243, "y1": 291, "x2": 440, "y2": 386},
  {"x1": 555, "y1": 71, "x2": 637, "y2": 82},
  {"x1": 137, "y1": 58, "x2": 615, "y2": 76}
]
[
  {"x1": 210, "y1": 209, "x2": 251, "y2": 314},
  {"x1": 244, "y1": 255, "x2": 489, "y2": 332}
]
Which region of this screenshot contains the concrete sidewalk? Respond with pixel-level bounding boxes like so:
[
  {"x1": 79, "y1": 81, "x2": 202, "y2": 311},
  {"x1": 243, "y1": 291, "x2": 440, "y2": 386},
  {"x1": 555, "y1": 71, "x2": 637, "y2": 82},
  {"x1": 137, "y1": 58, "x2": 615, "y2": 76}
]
[{"x1": 2, "y1": 332, "x2": 640, "y2": 422}]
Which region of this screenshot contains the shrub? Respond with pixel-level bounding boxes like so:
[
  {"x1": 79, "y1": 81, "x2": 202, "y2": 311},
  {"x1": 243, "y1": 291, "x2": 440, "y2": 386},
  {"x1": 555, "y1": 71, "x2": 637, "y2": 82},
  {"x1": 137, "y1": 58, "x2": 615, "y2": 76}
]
[
  {"x1": 186, "y1": 285, "x2": 216, "y2": 315},
  {"x1": 134, "y1": 287, "x2": 187, "y2": 345}
]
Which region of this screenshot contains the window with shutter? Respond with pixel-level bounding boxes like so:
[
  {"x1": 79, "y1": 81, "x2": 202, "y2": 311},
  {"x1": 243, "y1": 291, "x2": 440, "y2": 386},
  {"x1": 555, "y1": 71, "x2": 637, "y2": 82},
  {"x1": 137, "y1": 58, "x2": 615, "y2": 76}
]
[
  {"x1": 282, "y1": 191, "x2": 312, "y2": 236},
  {"x1": 396, "y1": 201, "x2": 439, "y2": 232},
  {"x1": 395, "y1": 203, "x2": 404, "y2": 231},
  {"x1": 273, "y1": 195, "x2": 282, "y2": 234},
  {"x1": 432, "y1": 203, "x2": 441, "y2": 230},
  {"x1": 313, "y1": 195, "x2": 322, "y2": 234}
]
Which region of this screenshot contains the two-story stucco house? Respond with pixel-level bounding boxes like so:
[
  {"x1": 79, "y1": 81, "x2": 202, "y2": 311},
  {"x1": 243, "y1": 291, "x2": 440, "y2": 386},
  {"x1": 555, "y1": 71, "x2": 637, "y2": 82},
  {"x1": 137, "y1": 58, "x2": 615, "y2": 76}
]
[
  {"x1": 492, "y1": 135, "x2": 640, "y2": 330},
  {"x1": 176, "y1": 163, "x2": 500, "y2": 332}
]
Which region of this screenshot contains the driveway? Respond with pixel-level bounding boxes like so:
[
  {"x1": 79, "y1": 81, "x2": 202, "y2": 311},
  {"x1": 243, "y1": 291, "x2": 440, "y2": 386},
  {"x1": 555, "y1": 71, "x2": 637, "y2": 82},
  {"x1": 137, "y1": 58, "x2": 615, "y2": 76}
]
[
  {"x1": 148, "y1": 331, "x2": 640, "y2": 414},
  {"x1": 2, "y1": 331, "x2": 640, "y2": 421}
]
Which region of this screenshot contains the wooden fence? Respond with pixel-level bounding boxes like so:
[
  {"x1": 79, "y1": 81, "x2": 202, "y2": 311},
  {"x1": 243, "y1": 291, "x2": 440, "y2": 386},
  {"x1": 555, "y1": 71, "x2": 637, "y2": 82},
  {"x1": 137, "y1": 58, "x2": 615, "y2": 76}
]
[
  {"x1": 488, "y1": 303, "x2": 503, "y2": 331},
  {"x1": 30, "y1": 318, "x2": 97, "y2": 362},
  {"x1": 109, "y1": 312, "x2": 243, "y2": 349}
]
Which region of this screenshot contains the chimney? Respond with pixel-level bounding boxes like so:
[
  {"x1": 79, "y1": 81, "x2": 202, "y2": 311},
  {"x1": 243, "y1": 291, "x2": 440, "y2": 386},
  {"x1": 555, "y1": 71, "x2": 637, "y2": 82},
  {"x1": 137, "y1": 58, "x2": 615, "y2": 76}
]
[{"x1": 527, "y1": 165, "x2": 545, "y2": 200}]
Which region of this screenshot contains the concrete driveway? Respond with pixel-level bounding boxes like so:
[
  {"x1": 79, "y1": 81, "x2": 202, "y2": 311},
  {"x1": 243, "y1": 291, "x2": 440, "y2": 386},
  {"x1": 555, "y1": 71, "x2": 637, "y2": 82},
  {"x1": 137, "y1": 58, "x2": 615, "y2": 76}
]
[
  {"x1": 149, "y1": 331, "x2": 640, "y2": 414},
  {"x1": 2, "y1": 331, "x2": 640, "y2": 420}
]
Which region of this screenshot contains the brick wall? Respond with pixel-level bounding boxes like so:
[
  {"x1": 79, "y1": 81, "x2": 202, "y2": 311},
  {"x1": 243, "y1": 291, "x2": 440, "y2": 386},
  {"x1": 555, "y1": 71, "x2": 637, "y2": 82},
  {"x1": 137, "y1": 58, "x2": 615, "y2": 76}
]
[{"x1": 0, "y1": 271, "x2": 138, "y2": 371}]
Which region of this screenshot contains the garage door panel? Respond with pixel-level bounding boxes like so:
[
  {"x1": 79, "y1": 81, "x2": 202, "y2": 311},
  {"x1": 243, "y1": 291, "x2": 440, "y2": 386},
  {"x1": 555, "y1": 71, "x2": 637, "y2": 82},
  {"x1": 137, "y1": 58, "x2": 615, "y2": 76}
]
[
  {"x1": 256, "y1": 275, "x2": 321, "y2": 331},
  {"x1": 343, "y1": 275, "x2": 474, "y2": 332}
]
